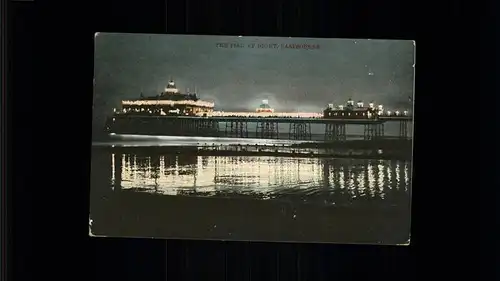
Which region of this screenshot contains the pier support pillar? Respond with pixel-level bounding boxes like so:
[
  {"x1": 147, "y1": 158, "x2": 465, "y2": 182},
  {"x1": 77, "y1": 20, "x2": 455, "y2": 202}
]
[
  {"x1": 160, "y1": 118, "x2": 176, "y2": 135},
  {"x1": 195, "y1": 119, "x2": 220, "y2": 137},
  {"x1": 399, "y1": 120, "x2": 409, "y2": 139},
  {"x1": 210, "y1": 120, "x2": 220, "y2": 136},
  {"x1": 224, "y1": 121, "x2": 248, "y2": 138},
  {"x1": 288, "y1": 122, "x2": 312, "y2": 140},
  {"x1": 363, "y1": 123, "x2": 385, "y2": 140},
  {"x1": 324, "y1": 123, "x2": 346, "y2": 141},
  {"x1": 256, "y1": 121, "x2": 279, "y2": 139},
  {"x1": 180, "y1": 118, "x2": 197, "y2": 136}
]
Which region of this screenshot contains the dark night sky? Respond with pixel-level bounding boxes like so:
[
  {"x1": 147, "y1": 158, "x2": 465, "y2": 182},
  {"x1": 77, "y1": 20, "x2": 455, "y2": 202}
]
[{"x1": 92, "y1": 33, "x2": 415, "y2": 131}]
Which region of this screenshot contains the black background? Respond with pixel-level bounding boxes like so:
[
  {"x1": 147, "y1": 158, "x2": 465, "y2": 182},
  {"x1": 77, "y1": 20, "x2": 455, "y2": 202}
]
[{"x1": 8, "y1": 0, "x2": 493, "y2": 280}]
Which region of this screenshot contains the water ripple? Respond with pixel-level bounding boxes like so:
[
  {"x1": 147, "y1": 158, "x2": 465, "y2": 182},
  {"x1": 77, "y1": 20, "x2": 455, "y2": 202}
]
[{"x1": 96, "y1": 151, "x2": 412, "y2": 208}]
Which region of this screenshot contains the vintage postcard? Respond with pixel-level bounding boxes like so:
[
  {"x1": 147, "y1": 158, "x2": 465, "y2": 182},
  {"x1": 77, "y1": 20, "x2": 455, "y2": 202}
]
[{"x1": 90, "y1": 33, "x2": 415, "y2": 245}]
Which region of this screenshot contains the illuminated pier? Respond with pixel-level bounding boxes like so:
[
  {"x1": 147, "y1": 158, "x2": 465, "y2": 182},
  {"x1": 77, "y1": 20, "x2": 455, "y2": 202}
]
[{"x1": 107, "y1": 84, "x2": 413, "y2": 141}]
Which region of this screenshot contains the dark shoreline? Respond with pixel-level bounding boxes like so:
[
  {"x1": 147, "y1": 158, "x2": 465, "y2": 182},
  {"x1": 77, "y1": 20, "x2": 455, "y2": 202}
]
[{"x1": 90, "y1": 190, "x2": 411, "y2": 244}]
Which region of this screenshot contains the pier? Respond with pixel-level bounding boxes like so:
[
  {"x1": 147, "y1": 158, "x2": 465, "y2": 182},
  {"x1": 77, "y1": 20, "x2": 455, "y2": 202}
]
[
  {"x1": 107, "y1": 80, "x2": 414, "y2": 141},
  {"x1": 108, "y1": 115, "x2": 413, "y2": 141}
]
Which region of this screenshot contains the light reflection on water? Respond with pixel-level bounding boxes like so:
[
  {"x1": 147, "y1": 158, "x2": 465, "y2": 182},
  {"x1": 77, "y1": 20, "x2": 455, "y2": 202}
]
[{"x1": 108, "y1": 153, "x2": 411, "y2": 207}]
